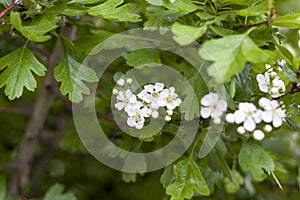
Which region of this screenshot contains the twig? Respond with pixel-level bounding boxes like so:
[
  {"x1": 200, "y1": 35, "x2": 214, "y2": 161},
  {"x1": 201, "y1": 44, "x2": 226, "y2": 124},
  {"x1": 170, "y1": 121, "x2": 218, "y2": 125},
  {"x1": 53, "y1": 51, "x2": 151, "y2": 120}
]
[
  {"x1": 0, "y1": 0, "x2": 20, "y2": 19},
  {"x1": 0, "y1": 107, "x2": 31, "y2": 116},
  {"x1": 8, "y1": 25, "x2": 77, "y2": 197}
]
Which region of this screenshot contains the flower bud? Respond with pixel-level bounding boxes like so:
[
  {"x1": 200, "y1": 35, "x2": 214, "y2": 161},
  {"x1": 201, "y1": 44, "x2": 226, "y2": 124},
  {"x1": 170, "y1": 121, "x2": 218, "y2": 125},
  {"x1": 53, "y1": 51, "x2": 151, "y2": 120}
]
[
  {"x1": 237, "y1": 126, "x2": 246, "y2": 134},
  {"x1": 165, "y1": 115, "x2": 171, "y2": 121},
  {"x1": 253, "y1": 130, "x2": 265, "y2": 141},
  {"x1": 126, "y1": 78, "x2": 133, "y2": 85},
  {"x1": 117, "y1": 79, "x2": 125, "y2": 86},
  {"x1": 112, "y1": 89, "x2": 119, "y2": 95},
  {"x1": 264, "y1": 124, "x2": 272, "y2": 133}
]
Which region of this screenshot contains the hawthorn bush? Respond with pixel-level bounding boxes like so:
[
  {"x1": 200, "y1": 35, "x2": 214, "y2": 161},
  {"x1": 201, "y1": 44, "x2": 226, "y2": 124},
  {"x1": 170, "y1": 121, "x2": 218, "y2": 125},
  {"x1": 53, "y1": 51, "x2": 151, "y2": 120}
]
[{"x1": 0, "y1": 0, "x2": 300, "y2": 199}]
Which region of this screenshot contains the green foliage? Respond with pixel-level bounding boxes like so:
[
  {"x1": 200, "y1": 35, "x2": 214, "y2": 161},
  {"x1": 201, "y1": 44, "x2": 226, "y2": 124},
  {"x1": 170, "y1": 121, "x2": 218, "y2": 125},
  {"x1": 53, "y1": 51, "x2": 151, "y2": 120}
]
[
  {"x1": 199, "y1": 30, "x2": 273, "y2": 82},
  {"x1": 87, "y1": 0, "x2": 141, "y2": 22},
  {"x1": 54, "y1": 54, "x2": 98, "y2": 103},
  {"x1": 0, "y1": 0, "x2": 300, "y2": 199},
  {"x1": 43, "y1": 183, "x2": 76, "y2": 200},
  {"x1": 124, "y1": 49, "x2": 161, "y2": 68},
  {"x1": 165, "y1": 157, "x2": 210, "y2": 200},
  {"x1": 0, "y1": 45, "x2": 46, "y2": 100},
  {"x1": 238, "y1": 140, "x2": 275, "y2": 181}
]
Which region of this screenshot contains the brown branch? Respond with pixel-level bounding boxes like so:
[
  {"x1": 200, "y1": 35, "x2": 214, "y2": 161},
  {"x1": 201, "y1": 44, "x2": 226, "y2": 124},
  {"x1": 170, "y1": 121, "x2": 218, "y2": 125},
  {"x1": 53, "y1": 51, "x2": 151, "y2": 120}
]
[
  {"x1": 273, "y1": 82, "x2": 300, "y2": 100},
  {"x1": 0, "y1": 107, "x2": 32, "y2": 116},
  {"x1": 8, "y1": 25, "x2": 77, "y2": 197},
  {"x1": 0, "y1": 0, "x2": 20, "y2": 19}
]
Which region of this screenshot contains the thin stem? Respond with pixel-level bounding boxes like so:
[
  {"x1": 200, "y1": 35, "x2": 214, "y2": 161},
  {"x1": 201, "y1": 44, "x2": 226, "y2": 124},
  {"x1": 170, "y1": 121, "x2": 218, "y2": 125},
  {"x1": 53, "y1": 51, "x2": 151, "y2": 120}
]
[{"x1": 0, "y1": 0, "x2": 20, "y2": 19}]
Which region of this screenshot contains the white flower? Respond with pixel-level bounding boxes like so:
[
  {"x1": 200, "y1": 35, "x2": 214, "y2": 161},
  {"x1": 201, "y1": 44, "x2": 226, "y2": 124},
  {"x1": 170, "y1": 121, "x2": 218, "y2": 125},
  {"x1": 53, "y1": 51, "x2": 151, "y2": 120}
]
[
  {"x1": 277, "y1": 59, "x2": 286, "y2": 67},
  {"x1": 117, "y1": 78, "x2": 125, "y2": 86},
  {"x1": 233, "y1": 102, "x2": 262, "y2": 132},
  {"x1": 256, "y1": 71, "x2": 285, "y2": 98},
  {"x1": 237, "y1": 126, "x2": 246, "y2": 134},
  {"x1": 200, "y1": 93, "x2": 227, "y2": 122},
  {"x1": 259, "y1": 97, "x2": 286, "y2": 128},
  {"x1": 166, "y1": 109, "x2": 173, "y2": 116},
  {"x1": 138, "y1": 83, "x2": 165, "y2": 109},
  {"x1": 253, "y1": 130, "x2": 265, "y2": 141},
  {"x1": 115, "y1": 89, "x2": 137, "y2": 112},
  {"x1": 126, "y1": 108, "x2": 145, "y2": 129},
  {"x1": 140, "y1": 102, "x2": 159, "y2": 118},
  {"x1": 159, "y1": 87, "x2": 182, "y2": 110}
]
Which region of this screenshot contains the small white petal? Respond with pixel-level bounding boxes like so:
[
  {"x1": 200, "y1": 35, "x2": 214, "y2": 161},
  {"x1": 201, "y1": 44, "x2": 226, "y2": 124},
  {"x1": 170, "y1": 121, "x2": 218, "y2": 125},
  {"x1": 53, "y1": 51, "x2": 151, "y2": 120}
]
[
  {"x1": 151, "y1": 110, "x2": 159, "y2": 118},
  {"x1": 256, "y1": 74, "x2": 266, "y2": 83},
  {"x1": 135, "y1": 121, "x2": 144, "y2": 129},
  {"x1": 243, "y1": 118, "x2": 256, "y2": 132},
  {"x1": 166, "y1": 109, "x2": 173, "y2": 116},
  {"x1": 259, "y1": 97, "x2": 270, "y2": 109},
  {"x1": 126, "y1": 78, "x2": 133, "y2": 85},
  {"x1": 262, "y1": 111, "x2": 273, "y2": 123},
  {"x1": 211, "y1": 109, "x2": 223, "y2": 118},
  {"x1": 115, "y1": 102, "x2": 124, "y2": 110},
  {"x1": 234, "y1": 110, "x2": 246, "y2": 124},
  {"x1": 237, "y1": 126, "x2": 246, "y2": 134},
  {"x1": 253, "y1": 130, "x2": 265, "y2": 141},
  {"x1": 216, "y1": 99, "x2": 227, "y2": 111},
  {"x1": 154, "y1": 82, "x2": 164, "y2": 92},
  {"x1": 213, "y1": 117, "x2": 221, "y2": 124},
  {"x1": 226, "y1": 113, "x2": 235, "y2": 123},
  {"x1": 112, "y1": 89, "x2": 119, "y2": 95},
  {"x1": 165, "y1": 115, "x2": 171, "y2": 121},
  {"x1": 117, "y1": 79, "x2": 125, "y2": 86},
  {"x1": 273, "y1": 116, "x2": 283, "y2": 128},
  {"x1": 201, "y1": 107, "x2": 211, "y2": 119},
  {"x1": 127, "y1": 118, "x2": 136, "y2": 127}
]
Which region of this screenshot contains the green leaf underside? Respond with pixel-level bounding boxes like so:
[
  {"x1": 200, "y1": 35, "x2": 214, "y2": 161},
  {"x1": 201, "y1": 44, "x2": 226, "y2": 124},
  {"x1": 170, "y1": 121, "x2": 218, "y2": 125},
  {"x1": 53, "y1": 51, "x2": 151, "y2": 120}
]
[
  {"x1": 0, "y1": 46, "x2": 46, "y2": 100},
  {"x1": 172, "y1": 23, "x2": 207, "y2": 45},
  {"x1": 166, "y1": 157, "x2": 210, "y2": 200},
  {"x1": 238, "y1": 141, "x2": 275, "y2": 181},
  {"x1": 124, "y1": 49, "x2": 161, "y2": 68},
  {"x1": 54, "y1": 55, "x2": 98, "y2": 103},
  {"x1": 88, "y1": 0, "x2": 141, "y2": 22},
  {"x1": 43, "y1": 183, "x2": 77, "y2": 200},
  {"x1": 199, "y1": 32, "x2": 273, "y2": 82},
  {"x1": 162, "y1": 0, "x2": 198, "y2": 12}
]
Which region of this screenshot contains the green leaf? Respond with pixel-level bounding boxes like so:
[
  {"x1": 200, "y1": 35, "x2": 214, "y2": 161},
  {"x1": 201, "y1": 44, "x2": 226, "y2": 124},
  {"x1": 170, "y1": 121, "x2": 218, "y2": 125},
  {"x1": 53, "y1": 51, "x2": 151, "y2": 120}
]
[
  {"x1": 54, "y1": 55, "x2": 98, "y2": 103},
  {"x1": 0, "y1": 45, "x2": 46, "y2": 100},
  {"x1": 145, "y1": 0, "x2": 163, "y2": 6},
  {"x1": 162, "y1": 0, "x2": 198, "y2": 12},
  {"x1": 88, "y1": 0, "x2": 141, "y2": 22},
  {"x1": 223, "y1": 0, "x2": 252, "y2": 5},
  {"x1": 144, "y1": 8, "x2": 183, "y2": 30},
  {"x1": 10, "y1": 1, "x2": 65, "y2": 42},
  {"x1": 236, "y1": 1, "x2": 268, "y2": 17},
  {"x1": 69, "y1": 0, "x2": 104, "y2": 4},
  {"x1": 224, "y1": 170, "x2": 244, "y2": 193},
  {"x1": 210, "y1": 26, "x2": 238, "y2": 37},
  {"x1": 171, "y1": 23, "x2": 207, "y2": 45},
  {"x1": 122, "y1": 172, "x2": 137, "y2": 183},
  {"x1": 62, "y1": 4, "x2": 89, "y2": 16},
  {"x1": 198, "y1": 31, "x2": 273, "y2": 82},
  {"x1": 179, "y1": 74, "x2": 207, "y2": 121},
  {"x1": 272, "y1": 9, "x2": 300, "y2": 28},
  {"x1": 161, "y1": 164, "x2": 175, "y2": 188},
  {"x1": 238, "y1": 140, "x2": 275, "y2": 181},
  {"x1": 43, "y1": 183, "x2": 77, "y2": 200},
  {"x1": 123, "y1": 49, "x2": 161, "y2": 68},
  {"x1": 166, "y1": 157, "x2": 210, "y2": 200}
]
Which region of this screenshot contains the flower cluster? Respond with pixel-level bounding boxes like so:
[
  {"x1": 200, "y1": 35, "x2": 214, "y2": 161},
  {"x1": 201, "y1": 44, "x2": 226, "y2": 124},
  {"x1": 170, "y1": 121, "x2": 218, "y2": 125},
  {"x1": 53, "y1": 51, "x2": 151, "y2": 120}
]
[
  {"x1": 226, "y1": 97, "x2": 286, "y2": 140},
  {"x1": 256, "y1": 63, "x2": 286, "y2": 98},
  {"x1": 113, "y1": 79, "x2": 182, "y2": 129},
  {"x1": 200, "y1": 93, "x2": 227, "y2": 124}
]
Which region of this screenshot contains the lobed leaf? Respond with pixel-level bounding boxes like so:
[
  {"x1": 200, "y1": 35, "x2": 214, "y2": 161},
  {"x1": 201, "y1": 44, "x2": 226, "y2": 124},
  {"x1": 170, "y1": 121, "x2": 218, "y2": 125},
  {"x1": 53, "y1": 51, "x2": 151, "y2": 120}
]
[
  {"x1": 0, "y1": 46, "x2": 46, "y2": 100},
  {"x1": 238, "y1": 140, "x2": 275, "y2": 181}
]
